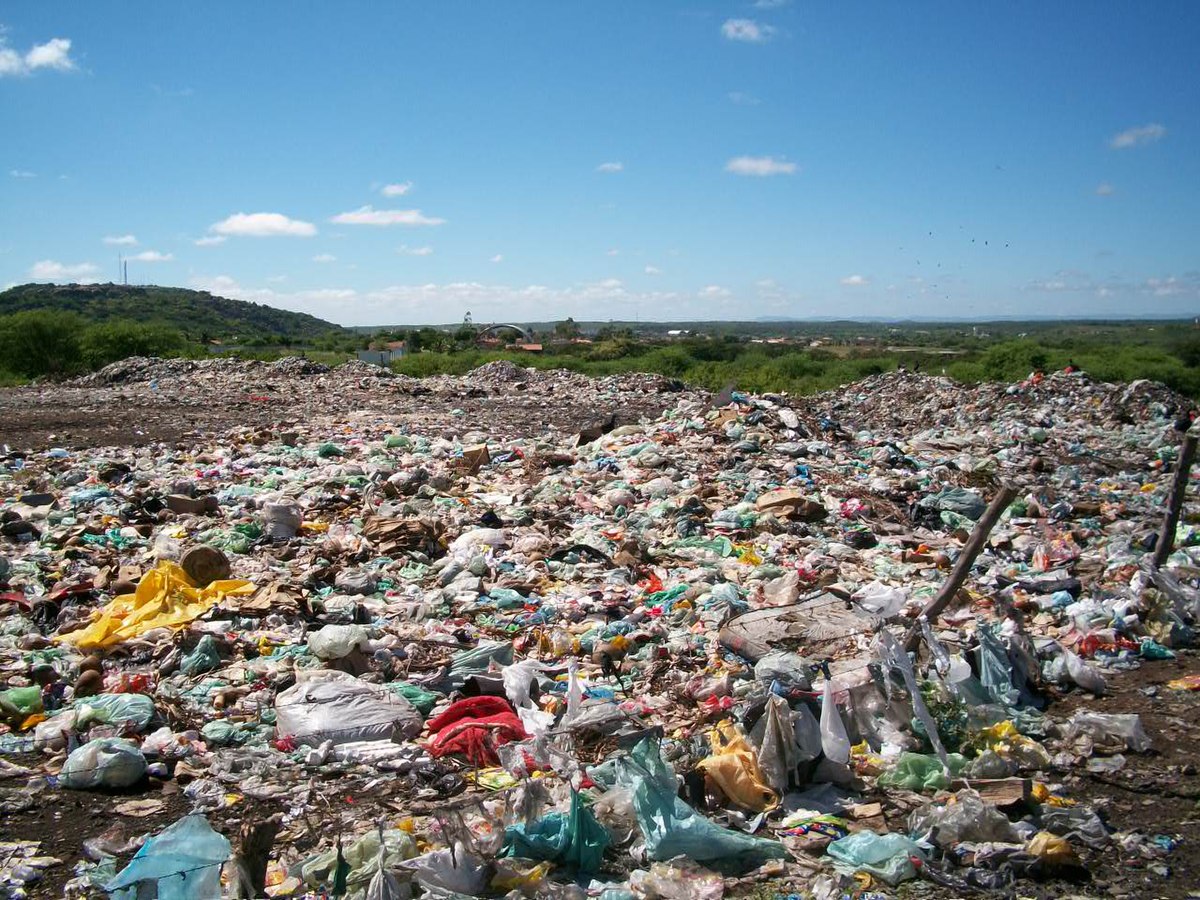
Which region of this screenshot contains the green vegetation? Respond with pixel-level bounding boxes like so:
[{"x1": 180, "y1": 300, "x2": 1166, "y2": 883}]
[
  {"x1": 389, "y1": 327, "x2": 1200, "y2": 399},
  {"x1": 1, "y1": 283, "x2": 1198, "y2": 401},
  {"x1": 0, "y1": 283, "x2": 351, "y2": 345}
]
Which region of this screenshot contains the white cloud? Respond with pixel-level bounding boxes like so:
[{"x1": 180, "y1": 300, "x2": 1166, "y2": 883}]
[
  {"x1": 397, "y1": 244, "x2": 433, "y2": 256},
  {"x1": 699, "y1": 285, "x2": 731, "y2": 298},
  {"x1": 194, "y1": 235, "x2": 227, "y2": 246},
  {"x1": 721, "y1": 18, "x2": 776, "y2": 43},
  {"x1": 645, "y1": 265, "x2": 661, "y2": 275},
  {"x1": 131, "y1": 250, "x2": 172, "y2": 262},
  {"x1": 1095, "y1": 182, "x2": 1115, "y2": 196},
  {"x1": 1109, "y1": 123, "x2": 1166, "y2": 149},
  {"x1": 840, "y1": 274, "x2": 870, "y2": 286},
  {"x1": 606, "y1": 248, "x2": 620, "y2": 256},
  {"x1": 28, "y1": 259, "x2": 100, "y2": 282},
  {"x1": 312, "y1": 253, "x2": 337, "y2": 263},
  {"x1": 9, "y1": 169, "x2": 35, "y2": 178},
  {"x1": 330, "y1": 205, "x2": 445, "y2": 226},
  {"x1": 727, "y1": 91, "x2": 761, "y2": 106},
  {"x1": 596, "y1": 161, "x2": 624, "y2": 173},
  {"x1": 103, "y1": 234, "x2": 138, "y2": 246},
  {"x1": 187, "y1": 274, "x2": 751, "y2": 326},
  {"x1": 490, "y1": 254, "x2": 504, "y2": 263},
  {"x1": 725, "y1": 155, "x2": 797, "y2": 176},
  {"x1": 266, "y1": 275, "x2": 288, "y2": 284},
  {"x1": 210, "y1": 212, "x2": 316, "y2": 237},
  {"x1": 0, "y1": 35, "x2": 75, "y2": 78},
  {"x1": 381, "y1": 181, "x2": 413, "y2": 197},
  {"x1": 753, "y1": 0, "x2": 790, "y2": 7}
]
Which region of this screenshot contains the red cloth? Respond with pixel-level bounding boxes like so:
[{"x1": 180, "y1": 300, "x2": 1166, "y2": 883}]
[{"x1": 425, "y1": 695, "x2": 527, "y2": 766}]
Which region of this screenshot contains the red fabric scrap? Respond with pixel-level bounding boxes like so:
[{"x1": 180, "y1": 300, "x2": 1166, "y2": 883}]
[{"x1": 425, "y1": 695, "x2": 527, "y2": 766}]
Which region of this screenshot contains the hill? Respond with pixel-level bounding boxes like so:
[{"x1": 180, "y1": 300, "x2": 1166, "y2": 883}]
[{"x1": 0, "y1": 283, "x2": 346, "y2": 343}]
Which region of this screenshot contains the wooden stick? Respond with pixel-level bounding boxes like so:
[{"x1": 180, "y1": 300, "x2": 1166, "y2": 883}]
[
  {"x1": 903, "y1": 485, "x2": 1018, "y2": 653},
  {"x1": 1154, "y1": 433, "x2": 1198, "y2": 568}
]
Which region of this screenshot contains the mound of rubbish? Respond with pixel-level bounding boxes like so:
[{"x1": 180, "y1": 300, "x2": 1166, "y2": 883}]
[{"x1": 2, "y1": 366, "x2": 1200, "y2": 897}]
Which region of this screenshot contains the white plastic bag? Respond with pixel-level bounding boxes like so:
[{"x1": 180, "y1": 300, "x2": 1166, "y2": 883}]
[
  {"x1": 820, "y1": 681, "x2": 851, "y2": 764},
  {"x1": 852, "y1": 581, "x2": 908, "y2": 619},
  {"x1": 399, "y1": 842, "x2": 487, "y2": 896},
  {"x1": 274, "y1": 670, "x2": 422, "y2": 746},
  {"x1": 307, "y1": 624, "x2": 370, "y2": 660},
  {"x1": 61, "y1": 738, "x2": 146, "y2": 790},
  {"x1": 1065, "y1": 650, "x2": 1107, "y2": 695}
]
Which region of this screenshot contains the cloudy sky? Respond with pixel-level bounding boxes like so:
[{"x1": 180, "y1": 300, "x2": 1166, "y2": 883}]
[{"x1": 1, "y1": 3, "x2": 1197, "y2": 325}]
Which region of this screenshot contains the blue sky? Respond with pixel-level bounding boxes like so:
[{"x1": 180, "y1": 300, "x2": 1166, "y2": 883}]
[{"x1": 2, "y1": 2, "x2": 1197, "y2": 325}]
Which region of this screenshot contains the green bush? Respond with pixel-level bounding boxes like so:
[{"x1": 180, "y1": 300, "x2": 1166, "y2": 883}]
[
  {"x1": 80, "y1": 320, "x2": 188, "y2": 369},
  {"x1": 0, "y1": 310, "x2": 85, "y2": 378}
]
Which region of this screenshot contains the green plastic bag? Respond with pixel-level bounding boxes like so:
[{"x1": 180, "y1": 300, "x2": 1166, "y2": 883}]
[
  {"x1": 388, "y1": 682, "x2": 440, "y2": 716},
  {"x1": 181, "y1": 635, "x2": 221, "y2": 677},
  {"x1": 503, "y1": 791, "x2": 611, "y2": 873},
  {"x1": 75, "y1": 693, "x2": 155, "y2": 732},
  {"x1": 876, "y1": 752, "x2": 966, "y2": 791},
  {"x1": 607, "y1": 737, "x2": 787, "y2": 867},
  {"x1": 827, "y1": 831, "x2": 926, "y2": 885},
  {"x1": 0, "y1": 685, "x2": 43, "y2": 720}
]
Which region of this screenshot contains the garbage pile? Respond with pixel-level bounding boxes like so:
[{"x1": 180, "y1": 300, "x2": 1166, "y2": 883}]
[{"x1": 1, "y1": 365, "x2": 1199, "y2": 898}]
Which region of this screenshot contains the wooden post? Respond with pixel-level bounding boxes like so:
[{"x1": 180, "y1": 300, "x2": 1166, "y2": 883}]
[
  {"x1": 1154, "y1": 434, "x2": 1198, "y2": 568},
  {"x1": 903, "y1": 485, "x2": 1018, "y2": 653},
  {"x1": 232, "y1": 814, "x2": 282, "y2": 899}
]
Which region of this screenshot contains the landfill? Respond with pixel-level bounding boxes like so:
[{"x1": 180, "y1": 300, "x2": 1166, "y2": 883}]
[{"x1": 2, "y1": 361, "x2": 1200, "y2": 898}]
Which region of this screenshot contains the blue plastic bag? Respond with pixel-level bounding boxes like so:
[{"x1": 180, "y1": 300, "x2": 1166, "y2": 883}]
[
  {"x1": 105, "y1": 814, "x2": 230, "y2": 900},
  {"x1": 607, "y1": 737, "x2": 787, "y2": 867},
  {"x1": 503, "y1": 790, "x2": 611, "y2": 873}
]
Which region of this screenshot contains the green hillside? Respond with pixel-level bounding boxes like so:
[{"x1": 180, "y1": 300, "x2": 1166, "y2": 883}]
[{"x1": 0, "y1": 283, "x2": 347, "y2": 343}]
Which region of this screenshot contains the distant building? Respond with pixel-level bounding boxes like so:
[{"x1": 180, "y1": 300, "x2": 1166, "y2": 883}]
[{"x1": 357, "y1": 342, "x2": 407, "y2": 367}]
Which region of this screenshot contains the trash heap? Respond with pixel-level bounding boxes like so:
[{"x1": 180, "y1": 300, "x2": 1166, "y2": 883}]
[{"x1": 1, "y1": 365, "x2": 1199, "y2": 898}]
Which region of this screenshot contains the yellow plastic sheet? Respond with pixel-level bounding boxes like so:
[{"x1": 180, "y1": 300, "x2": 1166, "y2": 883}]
[
  {"x1": 58, "y1": 561, "x2": 254, "y2": 649},
  {"x1": 696, "y1": 720, "x2": 778, "y2": 812}
]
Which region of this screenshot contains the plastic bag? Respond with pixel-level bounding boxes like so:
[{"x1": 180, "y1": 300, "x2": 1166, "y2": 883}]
[
  {"x1": 910, "y1": 789, "x2": 1021, "y2": 847},
  {"x1": 180, "y1": 634, "x2": 221, "y2": 676},
  {"x1": 502, "y1": 791, "x2": 611, "y2": 873},
  {"x1": 877, "y1": 752, "x2": 960, "y2": 792},
  {"x1": 591, "y1": 788, "x2": 638, "y2": 845},
  {"x1": 753, "y1": 651, "x2": 812, "y2": 691},
  {"x1": 74, "y1": 693, "x2": 156, "y2": 732},
  {"x1": 1065, "y1": 712, "x2": 1152, "y2": 752},
  {"x1": 274, "y1": 670, "x2": 422, "y2": 746},
  {"x1": 628, "y1": 858, "x2": 725, "y2": 900},
  {"x1": 307, "y1": 624, "x2": 370, "y2": 660},
  {"x1": 749, "y1": 695, "x2": 799, "y2": 794},
  {"x1": 852, "y1": 581, "x2": 907, "y2": 619},
  {"x1": 106, "y1": 814, "x2": 230, "y2": 900},
  {"x1": 610, "y1": 737, "x2": 787, "y2": 866},
  {"x1": 399, "y1": 842, "x2": 487, "y2": 896},
  {"x1": 1064, "y1": 650, "x2": 1106, "y2": 695},
  {"x1": 826, "y1": 831, "x2": 925, "y2": 885},
  {"x1": 976, "y1": 622, "x2": 1019, "y2": 707},
  {"x1": 60, "y1": 737, "x2": 146, "y2": 790},
  {"x1": 0, "y1": 685, "x2": 43, "y2": 720},
  {"x1": 820, "y1": 681, "x2": 851, "y2": 765},
  {"x1": 695, "y1": 720, "x2": 777, "y2": 811}
]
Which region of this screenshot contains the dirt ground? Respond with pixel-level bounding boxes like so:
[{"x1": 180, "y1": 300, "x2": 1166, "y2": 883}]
[{"x1": 0, "y1": 374, "x2": 685, "y2": 452}]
